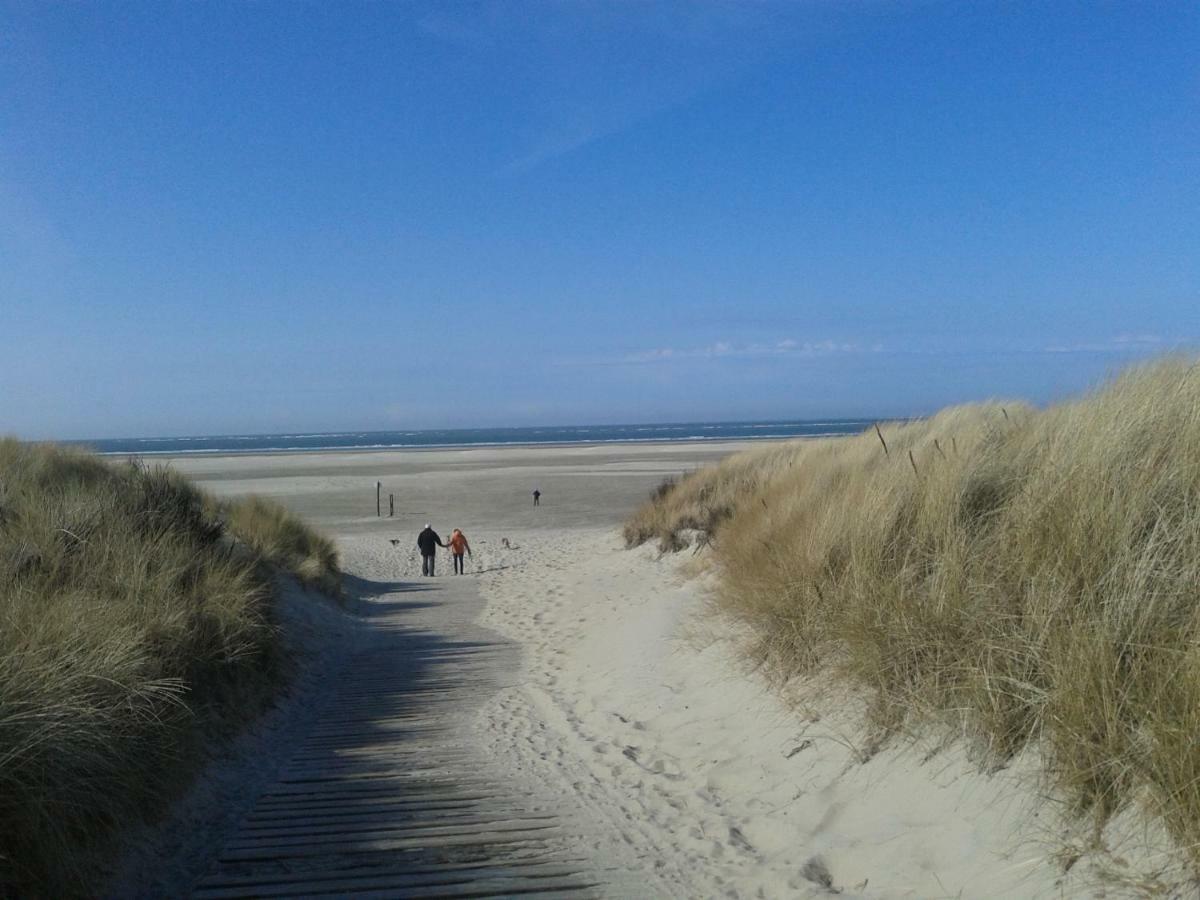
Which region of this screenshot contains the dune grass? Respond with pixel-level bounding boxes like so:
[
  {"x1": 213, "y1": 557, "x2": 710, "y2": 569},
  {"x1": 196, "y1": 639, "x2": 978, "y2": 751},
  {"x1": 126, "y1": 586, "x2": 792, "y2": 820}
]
[
  {"x1": 626, "y1": 357, "x2": 1200, "y2": 870},
  {"x1": 220, "y1": 494, "x2": 342, "y2": 599},
  {"x1": 0, "y1": 440, "x2": 340, "y2": 897},
  {"x1": 623, "y1": 441, "x2": 803, "y2": 552}
]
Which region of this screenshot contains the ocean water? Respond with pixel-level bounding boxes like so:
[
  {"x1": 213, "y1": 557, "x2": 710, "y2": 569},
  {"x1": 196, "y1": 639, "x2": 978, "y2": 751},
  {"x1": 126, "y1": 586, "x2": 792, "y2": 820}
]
[{"x1": 75, "y1": 420, "x2": 878, "y2": 456}]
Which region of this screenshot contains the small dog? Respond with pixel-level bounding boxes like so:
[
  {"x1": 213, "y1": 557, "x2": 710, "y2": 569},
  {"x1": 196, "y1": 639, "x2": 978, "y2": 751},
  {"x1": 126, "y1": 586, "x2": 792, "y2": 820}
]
[{"x1": 389, "y1": 539, "x2": 400, "y2": 547}]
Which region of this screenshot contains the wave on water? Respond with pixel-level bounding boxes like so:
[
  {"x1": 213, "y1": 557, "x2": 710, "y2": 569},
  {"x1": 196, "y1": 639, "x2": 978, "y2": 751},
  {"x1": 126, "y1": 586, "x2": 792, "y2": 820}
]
[{"x1": 73, "y1": 420, "x2": 880, "y2": 456}]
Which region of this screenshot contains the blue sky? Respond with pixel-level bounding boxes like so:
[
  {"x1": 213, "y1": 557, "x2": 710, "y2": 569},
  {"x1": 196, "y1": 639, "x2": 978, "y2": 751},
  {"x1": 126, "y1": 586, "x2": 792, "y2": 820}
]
[{"x1": 1, "y1": 1, "x2": 1197, "y2": 439}]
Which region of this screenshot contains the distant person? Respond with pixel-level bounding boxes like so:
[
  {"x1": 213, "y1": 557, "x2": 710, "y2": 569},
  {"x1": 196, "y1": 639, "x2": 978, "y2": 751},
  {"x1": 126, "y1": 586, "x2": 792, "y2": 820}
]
[
  {"x1": 532, "y1": 489, "x2": 541, "y2": 506},
  {"x1": 447, "y1": 528, "x2": 472, "y2": 574},
  {"x1": 416, "y1": 524, "x2": 445, "y2": 576}
]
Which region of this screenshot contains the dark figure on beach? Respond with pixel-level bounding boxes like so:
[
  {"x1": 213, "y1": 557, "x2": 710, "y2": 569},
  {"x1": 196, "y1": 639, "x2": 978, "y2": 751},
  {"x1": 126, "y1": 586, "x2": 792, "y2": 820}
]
[
  {"x1": 447, "y1": 528, "x2": 472, "y2": 574},
  {"x1": 416, "y1": 524, "x2": 445, "y2": 576},
  {"x1": 532, "y1": 489, "x2": 541, "y2": 506}
]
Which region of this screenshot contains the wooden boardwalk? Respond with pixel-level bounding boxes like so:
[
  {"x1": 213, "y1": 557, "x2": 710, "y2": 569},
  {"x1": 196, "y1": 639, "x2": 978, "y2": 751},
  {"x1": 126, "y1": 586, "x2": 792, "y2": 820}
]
[{"x1": 192, "y1": 574, "x2": 602, "y2": 899}]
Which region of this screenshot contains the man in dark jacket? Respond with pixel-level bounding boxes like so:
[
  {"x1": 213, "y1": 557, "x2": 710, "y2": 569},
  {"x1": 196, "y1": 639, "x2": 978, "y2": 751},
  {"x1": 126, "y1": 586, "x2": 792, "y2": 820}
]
[{"x1": 417, "y1": 524, "x2": 445, "y2": 576}]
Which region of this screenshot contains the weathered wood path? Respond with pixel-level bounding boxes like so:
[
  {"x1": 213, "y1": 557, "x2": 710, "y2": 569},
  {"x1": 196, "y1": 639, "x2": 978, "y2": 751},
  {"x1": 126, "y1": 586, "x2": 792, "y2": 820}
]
[{"x1": 192, "y1": 573, "x2": 605, "y2": 899}]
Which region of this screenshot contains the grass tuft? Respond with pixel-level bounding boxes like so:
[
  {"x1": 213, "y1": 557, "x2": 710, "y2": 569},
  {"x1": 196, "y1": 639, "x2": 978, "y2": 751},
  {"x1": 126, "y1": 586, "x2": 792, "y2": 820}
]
[
  {"x1": 627, "y1": 356, "x2": 1200, "y2": 871},
  {"x1": 220, "y1": 495, "x2": 342, "y2": 599}
]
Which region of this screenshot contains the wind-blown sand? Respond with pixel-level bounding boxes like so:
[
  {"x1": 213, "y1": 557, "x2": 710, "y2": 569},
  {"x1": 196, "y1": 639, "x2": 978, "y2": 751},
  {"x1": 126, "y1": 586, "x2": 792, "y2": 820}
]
[{"x1": 123, "y1": 442, "x2": 1166, "y2": 898}]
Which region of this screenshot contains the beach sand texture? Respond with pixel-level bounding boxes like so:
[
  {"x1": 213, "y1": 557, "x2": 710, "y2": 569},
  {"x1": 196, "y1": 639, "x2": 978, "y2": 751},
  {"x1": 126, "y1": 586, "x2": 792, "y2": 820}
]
[{"x1": 126, "y1": 442, "x2": 1145, "y2": 898}]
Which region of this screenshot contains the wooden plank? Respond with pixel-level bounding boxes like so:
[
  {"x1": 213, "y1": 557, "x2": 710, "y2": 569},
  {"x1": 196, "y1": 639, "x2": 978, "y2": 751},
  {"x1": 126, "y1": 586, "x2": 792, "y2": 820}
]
[
  {"x1": 281, "y1": 880, "x2": 598, "y2": 900},
  {"x1": 253, "y1": 782, "x2": 490, "y2": 799},
  {"x1": 246, "y1": 802, "x2": 489, "y2": 822},
  {"x1": 199, "y1": 876, "x2": 595, "y2": 900},
  {"x1": 226, "y1": 820, "x2": 559, "y2": 852},
  {"x1": 238, "y1": 808, "x2": 551, "y2": 837},
  {"x1": 282, "y1": 747, "x2": 475, "y2": 761},
  {"x1": 255, "y1": 782, "x2": 495, "y2": 801},
  {"x1": 230, "y1": 819, "x2": 561, "y2": 849},
  {"x1": 286, "y1": 735, "x2": 448, "y2": 749},
  {"x1": 241, "y1": 804, "x2": 493, "y2": 829},
  {"x1": 196, "y1": 857, "x2": 588, "y2": 891},
  {"x1": 275, "y1": 768, "x2": 480, "y2": 785},
  {"x1": 273, "y1": 767, "x2": 489, "y2": 784},
  {"x1": 269, "y1": 775, "x2": 476, "y2": 789},
  {"x1": 219, "y1": 829, "x2": 556, "y2": 862},
  {"x1": 301, "y1": 721, "x2": 447, "y2": 731},
  {"x1": 278, "y1": 756, "x2": 479, "y2": 775},
  {"x1": 282, "y1": 749, "x2": 466, "y2": 763},
  {"x1": 293, "y1": 731, "x2": 452, "y2": 744},
  {"x1": 248, "y1": 792, "x2": 498, "y2": 813},
  {"x1": 193, "y1": 863, "x2": 589, "y2": 898},
  {"x1": 211, "y1": 842, "x2": 570, "y2": 876},
  {"x1": 289, "y1": 739, "x2": 461, "y2": 749}
]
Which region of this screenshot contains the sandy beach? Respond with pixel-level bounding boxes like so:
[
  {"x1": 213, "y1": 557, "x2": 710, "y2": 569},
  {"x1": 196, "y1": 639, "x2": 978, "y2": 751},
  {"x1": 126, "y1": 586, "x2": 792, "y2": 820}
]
[{"x1": 123, "y1": 441, "x2": 1161, "y2": 898}]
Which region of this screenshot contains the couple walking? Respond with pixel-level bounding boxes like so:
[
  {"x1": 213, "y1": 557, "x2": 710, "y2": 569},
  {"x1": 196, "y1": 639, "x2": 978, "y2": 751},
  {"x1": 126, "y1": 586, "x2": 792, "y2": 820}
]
[{"x1": 416, "y1": 524, "x2": 472, "y2": 576}]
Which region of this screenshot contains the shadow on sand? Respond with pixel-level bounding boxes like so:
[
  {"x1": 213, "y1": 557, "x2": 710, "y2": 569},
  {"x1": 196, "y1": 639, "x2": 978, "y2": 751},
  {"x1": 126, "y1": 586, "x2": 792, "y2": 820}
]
[{"x1": 192, "y1": 568, "x2": 584, "y2": 898}]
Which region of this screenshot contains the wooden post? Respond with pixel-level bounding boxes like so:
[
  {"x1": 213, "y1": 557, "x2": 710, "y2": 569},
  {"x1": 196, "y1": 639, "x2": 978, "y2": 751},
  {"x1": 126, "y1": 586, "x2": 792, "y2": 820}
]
[
  {"x1": 376, "y1": 482, "x2": 381, "y2": 517},
  {"x1": 389, "y1": 494, "x2": 394, "y2": 517}
]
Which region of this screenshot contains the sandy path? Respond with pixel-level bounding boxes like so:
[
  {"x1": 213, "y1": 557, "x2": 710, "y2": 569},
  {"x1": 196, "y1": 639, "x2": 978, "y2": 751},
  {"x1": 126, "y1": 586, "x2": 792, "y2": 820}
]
[
  {"x1": 189, "y1": 539, "x2": 621, "y2": 898},
  {"x1": 112, "y1": 442, "x2": 722, "y2": 897}
]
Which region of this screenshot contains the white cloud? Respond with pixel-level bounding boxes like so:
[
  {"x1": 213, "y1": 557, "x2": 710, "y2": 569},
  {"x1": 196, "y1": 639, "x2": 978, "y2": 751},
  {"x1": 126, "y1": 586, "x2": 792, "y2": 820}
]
[
  {"x1": 1042, "y1": 335, "x2": 1172, "y2": 354},
  {"x1": 599, "y1": 338, "x2": 872, "y2": 365}
]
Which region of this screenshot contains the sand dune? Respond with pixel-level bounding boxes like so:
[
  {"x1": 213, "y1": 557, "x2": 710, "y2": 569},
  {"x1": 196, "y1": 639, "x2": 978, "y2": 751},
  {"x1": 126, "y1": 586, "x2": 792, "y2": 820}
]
[{"x1": 474, "y1": 527, "x2": 1109, "y2": 898}]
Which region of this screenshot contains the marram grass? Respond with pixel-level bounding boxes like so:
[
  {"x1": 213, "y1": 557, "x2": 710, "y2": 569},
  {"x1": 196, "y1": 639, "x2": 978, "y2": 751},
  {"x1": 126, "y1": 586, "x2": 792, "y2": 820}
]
[
  {"x1": 0, "y1": 440, "x2": 340, "y2": 897},
  {"x1": 627, "y1": 357, "x2": 1200, "y2": 872}
]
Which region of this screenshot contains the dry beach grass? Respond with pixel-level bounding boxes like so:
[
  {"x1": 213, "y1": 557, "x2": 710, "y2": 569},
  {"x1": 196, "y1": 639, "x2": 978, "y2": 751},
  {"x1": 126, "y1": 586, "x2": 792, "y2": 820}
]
[
  {"x1": 626, "y1": 357, "x2": 1200, "y2": 875},
  {"x1": 0, "y1": 440, "x2": 340, "y2": 897}
]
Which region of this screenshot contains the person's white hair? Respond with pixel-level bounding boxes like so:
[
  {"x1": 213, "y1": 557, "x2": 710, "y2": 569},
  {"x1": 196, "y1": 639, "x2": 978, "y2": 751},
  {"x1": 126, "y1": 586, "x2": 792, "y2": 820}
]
[{"x1": 424, "y1": 523, "x2": 430, "y2": 529}]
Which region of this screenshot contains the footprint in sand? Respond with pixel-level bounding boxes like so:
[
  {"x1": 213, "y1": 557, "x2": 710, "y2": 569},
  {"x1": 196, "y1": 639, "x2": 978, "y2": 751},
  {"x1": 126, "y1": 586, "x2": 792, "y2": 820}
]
[
  {"x1": 728, "y1": 825, "x2": 755, "y2": 854},
  {"x1": 801, "y1": 855, "x2": 835, "y2": 890},
  {"x1": 663, "y1": 795, "x2": 687, "y2": 812}
]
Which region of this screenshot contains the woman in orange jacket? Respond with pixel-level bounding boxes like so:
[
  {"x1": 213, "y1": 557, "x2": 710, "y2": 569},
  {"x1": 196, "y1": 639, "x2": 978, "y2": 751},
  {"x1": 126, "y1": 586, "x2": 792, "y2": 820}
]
[{"x1": 447, "y1": 528, "x2": 472, "y2": 574}]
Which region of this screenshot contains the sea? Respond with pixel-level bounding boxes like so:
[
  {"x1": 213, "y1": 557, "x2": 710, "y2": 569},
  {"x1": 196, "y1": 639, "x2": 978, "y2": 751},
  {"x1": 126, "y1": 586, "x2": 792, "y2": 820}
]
[{"x1": 75, "y1": 420, "x2": 878, "y2": 456}]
